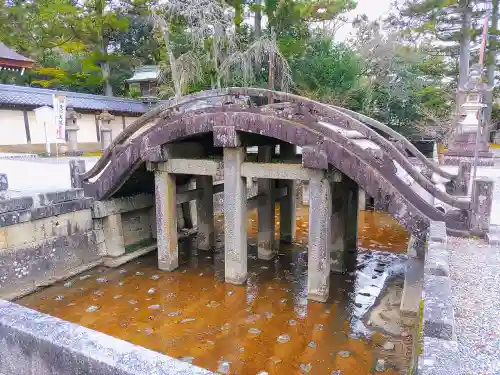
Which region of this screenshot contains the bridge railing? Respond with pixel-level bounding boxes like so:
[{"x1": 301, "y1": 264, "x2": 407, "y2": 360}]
[{"x1": 80, "y1": 87, "x2": 470, "y2": 211}]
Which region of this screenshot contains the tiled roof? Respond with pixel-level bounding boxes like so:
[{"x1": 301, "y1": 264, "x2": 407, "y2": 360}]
[
  {"x1": 126, "y1": 65, "x2": 160, "y2": 83},
  {"x1": 0, "y1": 84, "x2": 163, "y2": 114},
  {"x1": 0, "y1": 43, "x2": 34, "y2": 62}
]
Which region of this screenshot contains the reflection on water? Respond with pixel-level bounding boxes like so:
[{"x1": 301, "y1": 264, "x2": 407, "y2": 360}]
[{"x1": 19, "y1": 208, "x2": 411, "y2": 375}]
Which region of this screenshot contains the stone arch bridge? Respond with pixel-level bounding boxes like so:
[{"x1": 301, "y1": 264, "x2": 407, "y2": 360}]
[{"x1": 74, "y1": 87, "x2": 487, "y2": 302}]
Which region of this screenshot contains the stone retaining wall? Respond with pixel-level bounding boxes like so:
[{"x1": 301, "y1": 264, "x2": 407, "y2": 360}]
[
  {"x1": 416, "y1": 221, "x2": 459, "y2": 374},
  {"x1": 0, "y1": 300, "x2": 213, "y2": 375},
  {"x1": 0, "y1": 189, "x2": 100, "y2": 300}
]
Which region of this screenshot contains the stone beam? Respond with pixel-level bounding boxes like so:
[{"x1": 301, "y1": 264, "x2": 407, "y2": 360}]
[
  {"x1": 159, "y1": 158, "x2": 221, "y2": 176},
  {"x1": 241, "y1": 162, "x2": 314, "y2": 180}
]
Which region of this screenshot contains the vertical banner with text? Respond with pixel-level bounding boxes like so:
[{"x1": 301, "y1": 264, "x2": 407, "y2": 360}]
[{"x1": 53, "y1": 94, "x2": 67, "y2": 141}]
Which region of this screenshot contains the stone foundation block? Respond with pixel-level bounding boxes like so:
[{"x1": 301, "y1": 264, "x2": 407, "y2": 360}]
[
  {"x1": 429, "y1": 221, "x2": 446, "y2": 244},
  {"x1": 423, "y1": 275, "x2": 455, "y2": 341},
  {"x1": 424, "y1": 242, "x2": 450, "y2": 277}
]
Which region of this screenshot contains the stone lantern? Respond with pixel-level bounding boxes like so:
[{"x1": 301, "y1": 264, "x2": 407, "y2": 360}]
[
  {"x1": 444, "y1": 64, "x2": 493, "y2": 166},
  {"x1": 66, "y1": 104, "x2": 81, "y2": 153},
  {"x1": 98, "y1": 111, "x2": 115, "y2": 150}
]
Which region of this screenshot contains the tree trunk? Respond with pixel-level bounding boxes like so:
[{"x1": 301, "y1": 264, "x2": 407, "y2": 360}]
[
  {"x1": 254, "y1": 0, "x2": 262, "y2": 39},
  {"x1": 102, "y1": 61, "x2": 113, "y2": 97},
  {"x1": 158, "y1": 18, "x2": 181, "y2": 98},
  {"x1": 458, "y1": 0, "x2": 472, "y2": 89},
  {"x1": 485, "y1": 0, "x2": 499, "y2": 135},
  {"x1": 268, "y1": 53, "x2": 274, "y2": 104},
  {"x1": 456, "y1": 0, "x2": 472, "y2": 116}
]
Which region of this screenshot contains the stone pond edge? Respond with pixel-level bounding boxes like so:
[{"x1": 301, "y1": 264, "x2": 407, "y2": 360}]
[
  {"x1": 0, "y1": 300, "x2": 214, "y2": 375},
  {"x1": 416, "y1": 221, "x2": 459, "y2": 374}
]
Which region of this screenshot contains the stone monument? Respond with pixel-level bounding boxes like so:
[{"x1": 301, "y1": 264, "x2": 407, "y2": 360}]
[
  {"x1": 66, "y1": 104, "x2": 81, "y2": 153},
  {"x1": 444, "y1": 64, "x2": 494, "y2": 166}
]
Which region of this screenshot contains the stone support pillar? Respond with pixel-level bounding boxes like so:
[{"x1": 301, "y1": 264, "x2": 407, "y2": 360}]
[
  {"x1": 196, "y1": 175, "x2": 215, "y2": 250},
  {"x1": 223, "y1": 146, "x2": 248, "y2": 284},
  {"x1": 279, "y1": 144, "x2": 296, "y2": 243},
  {"x1": 308, "y1": 171, "x2": 331, "y2": 302},
  {"x1": 302, "y1": 182, "x2": 310, "y2": 206},
  {"x1": 257, "y1": 145, "x2": 276, "y2": 260},
  {"x1": 102, "y1": 214, "x2": 125, "y2": 257},
  {"x1": 180, "y1": 179, "x2": 197, "y2": 229},
  {"x1": 470, "y1": 178, "x2": 494, "y2": 237},
  {"x1": 154, "y1": 168, "x2": 179, "y2": 271},
  {"x1": 358, "y1": 188, "x2": 366, "y2": 211},
  {"x1": 69, "y1": 159, "x2": 85, "y2": 189},
  {"x1": 344, "y1": 180, "x2": 359, "y2": 252},
  {"x1": 330, "y1": 181, "x2": 346, "y2": 273}
]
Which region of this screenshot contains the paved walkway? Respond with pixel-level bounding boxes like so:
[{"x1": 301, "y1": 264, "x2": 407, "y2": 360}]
[{"x1": 448, "y1": 236, "x2": 500, "y2": 374}]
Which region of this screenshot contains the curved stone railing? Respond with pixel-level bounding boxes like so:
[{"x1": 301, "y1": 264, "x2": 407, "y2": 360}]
[
  {"x1": 330, "y1": 105, "x2": 456, "y2": 180},
  {"x1": 80, "y1": 88, "x2": 470, "y2": 212}
]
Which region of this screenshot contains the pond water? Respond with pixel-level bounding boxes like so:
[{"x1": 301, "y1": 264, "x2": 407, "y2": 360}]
[{"x1": 19, "y1": 207, "x2": 412, "y2": 375}]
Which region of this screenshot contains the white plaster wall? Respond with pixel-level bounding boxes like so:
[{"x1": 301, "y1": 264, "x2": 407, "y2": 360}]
[
  {"x1": 0, "y1": 110, "x2": 27, "y2": 145},
  {"x1": 79, "y1": 114, "x2": 98, "y2": 143},
  {"x1": 26, "y1": 111, "x2": 60, "y2": 145}
]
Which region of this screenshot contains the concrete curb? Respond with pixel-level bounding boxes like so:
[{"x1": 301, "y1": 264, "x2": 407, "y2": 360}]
[{"x1": 417, "y1": 221, "x2": 460, "y2": 374}]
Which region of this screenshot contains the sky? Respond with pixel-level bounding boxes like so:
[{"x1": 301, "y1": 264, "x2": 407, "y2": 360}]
[{"x1": 335, "y1": 0, "x2": 394, "y2": 41}]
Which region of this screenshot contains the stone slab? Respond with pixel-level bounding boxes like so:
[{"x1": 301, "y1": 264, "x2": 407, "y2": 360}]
[
  {"x1": 0, "y1": 209, "x2": 92, "y2": 250},
  {"x1": 103, "y1": 243, "x2": 157, "y2": 268},
  {"x1": 0, "y1": 197, "x2": 34, "y2": 214},
  {"x1": 417, "y1": 337, "x2": 460, "y2": 375},
  {"x1": 36, "y1": 189, "x2": 84, "y2": 207},
  {"x1": 92, "y1": 194, "x2": 154, "y2": 218},
  {"x1": 0, "y1": 198, "x2": 93, "y2": 228},
  {"x1": 0, "y1": 300, "x2": 214, "y2": 375},
  {"x1": 423, "y1": 275, "x2": 455, "y2": 341},
  {"x1": 424, "y1": 242, "x2": 450, "y2": 277},
  {"x1": 401, "y1": 256, "x2": 424, "y2": 325},
  {"x1": 429, "y1": 221, "x2": 446, "y2": 244},
  {"x1": 0, "y1": 231, "x2": 100, "y2": 300}
]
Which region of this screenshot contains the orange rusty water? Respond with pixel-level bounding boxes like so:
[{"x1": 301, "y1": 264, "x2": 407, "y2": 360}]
[{"x1": 19, "y1": 209, "x2": 410, "y2": 375}]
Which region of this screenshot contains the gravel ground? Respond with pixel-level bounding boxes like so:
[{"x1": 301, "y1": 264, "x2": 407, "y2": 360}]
[{"x1": 448, "y1": 236, "x2": 500, "y2": 374}]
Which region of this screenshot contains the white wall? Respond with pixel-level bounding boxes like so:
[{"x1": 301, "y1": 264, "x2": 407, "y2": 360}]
[
  {"x1": 79, "y1": 114, "x2": 98, "y2": 143},
  {"x1": 0, "y1": 110, "x2": 27, "y2": 145},
  {"x1": 109, "y1": 116, "x2": 123, "y2": 140},
  {"x1": 0, "y1": 108, "x2": 140, "y2": 147}
]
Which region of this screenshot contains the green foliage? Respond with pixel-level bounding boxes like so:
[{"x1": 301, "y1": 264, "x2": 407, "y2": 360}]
[
  {"x1": 0, "y1": 0, "x2": 475, "y2": 140},
  {"x1": 290, "y1": 37, "x2": 362, "y2": 103}
]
